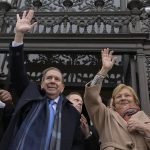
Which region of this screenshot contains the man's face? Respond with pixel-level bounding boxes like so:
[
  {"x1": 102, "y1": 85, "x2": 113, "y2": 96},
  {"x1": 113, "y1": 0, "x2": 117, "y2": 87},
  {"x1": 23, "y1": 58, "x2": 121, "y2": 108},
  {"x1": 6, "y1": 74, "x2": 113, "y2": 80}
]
[
  {"x1": 41, "y1": 69, "x2": 64, "y2": 99},
  {"x1": 68, "y1": 94, "x2": 83, "y2": 113},
  {"x1": 114, "y1": 88, "x2": 137, "y2": 112}
]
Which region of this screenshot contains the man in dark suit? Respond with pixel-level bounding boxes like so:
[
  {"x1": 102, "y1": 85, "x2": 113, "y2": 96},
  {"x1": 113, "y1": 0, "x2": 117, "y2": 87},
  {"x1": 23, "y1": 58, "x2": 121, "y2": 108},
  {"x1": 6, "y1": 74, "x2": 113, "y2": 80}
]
[
  {"x1": 67, "y1": 92, "x2": 100, "y2": 150},
  {"x1": 0, "y1": 10, "x2": 81, "y2": 150}
]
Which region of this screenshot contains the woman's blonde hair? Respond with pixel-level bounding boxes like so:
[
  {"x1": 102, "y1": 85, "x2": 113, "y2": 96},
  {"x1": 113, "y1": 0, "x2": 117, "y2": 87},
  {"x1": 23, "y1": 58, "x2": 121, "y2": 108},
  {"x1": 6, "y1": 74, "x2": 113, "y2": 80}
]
[{"x1": 112, "y1": 84, "x2": 140, "y2": 108}]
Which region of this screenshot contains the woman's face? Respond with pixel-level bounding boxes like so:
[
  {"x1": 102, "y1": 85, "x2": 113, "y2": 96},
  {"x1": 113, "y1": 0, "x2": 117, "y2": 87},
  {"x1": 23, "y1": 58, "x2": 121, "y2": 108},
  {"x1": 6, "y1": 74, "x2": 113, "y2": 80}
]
[{"x1": 113, "y1": 88, "x2": 136, "y2": 112}]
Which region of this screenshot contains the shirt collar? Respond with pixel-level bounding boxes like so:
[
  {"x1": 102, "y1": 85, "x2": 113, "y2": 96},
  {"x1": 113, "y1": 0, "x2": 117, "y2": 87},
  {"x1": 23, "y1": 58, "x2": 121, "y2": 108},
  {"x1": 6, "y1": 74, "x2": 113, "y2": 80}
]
[{"x1": 53, "y1": 96, "x2": 60, "y2": 104}]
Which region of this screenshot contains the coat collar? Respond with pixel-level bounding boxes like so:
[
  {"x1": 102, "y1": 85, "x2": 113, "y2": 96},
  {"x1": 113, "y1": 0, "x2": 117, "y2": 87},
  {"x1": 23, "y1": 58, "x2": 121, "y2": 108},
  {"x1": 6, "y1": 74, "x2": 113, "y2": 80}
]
[
  {"x1": 110, "y1": 108, "x2": 128, "y2": 130},
  {"x1": 14, "y1": 82, "x2": 71, "y2": 114}
]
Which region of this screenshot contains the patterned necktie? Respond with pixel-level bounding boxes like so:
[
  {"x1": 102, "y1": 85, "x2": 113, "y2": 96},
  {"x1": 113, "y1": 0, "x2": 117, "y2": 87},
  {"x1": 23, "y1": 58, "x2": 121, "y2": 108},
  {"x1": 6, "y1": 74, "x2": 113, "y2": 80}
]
[{"x1": 45, "y1": 100, "x2": 56, "y2": 150}]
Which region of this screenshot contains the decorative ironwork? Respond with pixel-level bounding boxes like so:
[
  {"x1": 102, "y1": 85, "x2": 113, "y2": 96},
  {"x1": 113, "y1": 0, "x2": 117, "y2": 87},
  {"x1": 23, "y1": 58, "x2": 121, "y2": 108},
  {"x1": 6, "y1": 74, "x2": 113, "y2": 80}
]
[
  {"x1": 0, "y1": 1, "x2": 150, "y2": 34},
  {"x1": 127, "y1": 0, "x2": 143, "y2": 10},
  {"x1": 33, "y1": 0, "x2": 42, "y2": 8},
  {"x1": 0, "y1": 0, "x2": 12, "y2": 11},
  {"x1": 2, "y1": 11, "x2": 133, "y2": 34},
  {"x1": 0, "y1": 52, "x2": 123, "y2": 88},
  {"x1": 94, "y1": 0, "x2": 105, "y2": 8},
  {"x1": 140, "y1": 10, "x2": 150, "y2": 32},
  {"x1": 16, "y1": 0, "x2": 121, "y2": 12},
  {"x1": 24, "y1": 52, "x2": 123, "y2": 87},
  {"x1": 2, "y1": 9, "x2": 150, "y2": 34},
  {"x1": 145, "y1": 55, "x2": 150, "y2": 94},
  {"x1": 63, "y1": 0, "x2": 73, "y2": 8}
]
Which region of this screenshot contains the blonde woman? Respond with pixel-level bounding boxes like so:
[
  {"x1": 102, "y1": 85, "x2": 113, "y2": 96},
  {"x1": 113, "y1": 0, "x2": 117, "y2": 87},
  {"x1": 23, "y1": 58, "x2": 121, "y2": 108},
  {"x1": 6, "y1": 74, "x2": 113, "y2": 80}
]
[{"x1": 84, "y1": 48, "x2": 150, "y2": 150}]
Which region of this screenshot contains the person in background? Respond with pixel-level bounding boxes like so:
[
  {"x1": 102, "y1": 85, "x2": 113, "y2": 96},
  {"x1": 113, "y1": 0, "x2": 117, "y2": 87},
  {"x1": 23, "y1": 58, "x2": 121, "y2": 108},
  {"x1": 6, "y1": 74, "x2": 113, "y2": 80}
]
[
  {"x1": 0, "y1": 89, "x2": 13, "y2": 141},
  {"x1": 67, "y1": 92, "x2": 100, "y2": 150},
  {"x1": 0, "y1": 10, "x2": 82, "y2": 150},
  {"x1": 84, "y1": 48, "x2": 150, "y2": 150}
]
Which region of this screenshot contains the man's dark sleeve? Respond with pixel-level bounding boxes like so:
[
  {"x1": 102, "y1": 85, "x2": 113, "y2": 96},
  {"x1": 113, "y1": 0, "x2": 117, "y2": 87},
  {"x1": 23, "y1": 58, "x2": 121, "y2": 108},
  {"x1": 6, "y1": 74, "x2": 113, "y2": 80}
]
[
  {"x1": 0, "y1": 104, "x2": 14, "y2": 141},
  {"x1": 9, "y1": 43, "x2": 29, "y2": 97},
  {"x1": 84, "y1": 125, "x2": 100, "y2": 150}
]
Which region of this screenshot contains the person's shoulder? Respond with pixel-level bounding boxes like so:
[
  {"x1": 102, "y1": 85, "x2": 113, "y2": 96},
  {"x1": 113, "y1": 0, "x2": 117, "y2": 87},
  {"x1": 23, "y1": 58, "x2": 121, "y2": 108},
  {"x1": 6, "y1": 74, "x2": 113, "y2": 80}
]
[
  {"x1": 133, "y1": 111, "x2": 150, "y2": 121},
  {"x1": 63, "y1": 97, "x2": 74, "y2": 109}
]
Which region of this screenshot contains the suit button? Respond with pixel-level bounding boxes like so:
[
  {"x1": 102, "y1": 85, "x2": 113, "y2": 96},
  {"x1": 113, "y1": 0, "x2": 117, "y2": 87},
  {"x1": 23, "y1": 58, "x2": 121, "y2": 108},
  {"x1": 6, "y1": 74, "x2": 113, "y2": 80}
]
[{"x1": 126, "y1": 142, "x2": 135, "y2": 149}]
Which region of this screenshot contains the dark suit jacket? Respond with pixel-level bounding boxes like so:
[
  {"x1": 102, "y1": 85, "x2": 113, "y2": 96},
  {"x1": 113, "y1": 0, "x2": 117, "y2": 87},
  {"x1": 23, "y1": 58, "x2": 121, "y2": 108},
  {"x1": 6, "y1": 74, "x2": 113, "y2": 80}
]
[
  {"x1": 0, "y1": 105, "x2": 14, "y2": 142},
  {"x1": 84, "y1": 125, "x2": 100, "y2": 150},
  {"x1": 0, "y1": 109, "x2": 6, "y2": 141},
  {"x1": 74, "y1": 124, "x2": 100, "y2": 150},
  {"x1": 0, "y1": 44, "x2": 81, "y2": 150}
]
